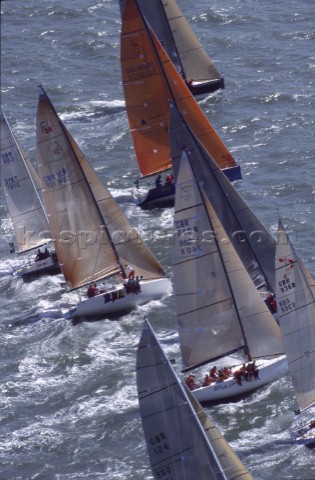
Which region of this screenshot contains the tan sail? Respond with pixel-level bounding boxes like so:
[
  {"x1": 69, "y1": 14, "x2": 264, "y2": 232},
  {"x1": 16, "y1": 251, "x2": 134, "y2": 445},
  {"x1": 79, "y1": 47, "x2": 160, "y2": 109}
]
[
  {"x1": 0, "y1": 110, "x2": 51, "y2": 253},
  {"x1": 64, "y1": 128, "x2": 165, "y2": 280},
  {"x1": 162, "y1": 0, "x2": 221, "y2": 83},
  {"x1": 36, "y1": 88, "x2": 165, "y2": 289},
  {"x1": 276, "y1": 221, "x2": 315, "y2": 412},
  {"x1": 137, "y1": 0, "x2": 222, "y2": 85},
  {"x1": 189, "y1": 393, "x2": 253, "y2": 479},
  {"x1": 36, "y1": 89, "x2": 121, "y2": 289},
  {"x1": 174, "y1": 152, "x2": 283, "y2": 370}
]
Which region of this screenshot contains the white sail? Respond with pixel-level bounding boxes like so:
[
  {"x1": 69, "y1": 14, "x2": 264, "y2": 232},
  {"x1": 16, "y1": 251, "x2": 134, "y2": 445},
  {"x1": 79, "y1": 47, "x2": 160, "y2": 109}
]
[
  {"x1": 275, "y1": 220, "x2": 315, "y2": 412},
  {"x1": 36, "y1": 87, "x2": 165, "y2": 290},
  {"x1": 0, "y1": 110, "x2": 51, "y2": 253},
  {"x1": 137, "y1": 0, "x2": 221, "y2": 84},
  {"x1": 174, "y1": 153, "x2": 284, "y2": 370},
  {"x1": 137, "y1": 320, "x2": 253, "y2": 480}
]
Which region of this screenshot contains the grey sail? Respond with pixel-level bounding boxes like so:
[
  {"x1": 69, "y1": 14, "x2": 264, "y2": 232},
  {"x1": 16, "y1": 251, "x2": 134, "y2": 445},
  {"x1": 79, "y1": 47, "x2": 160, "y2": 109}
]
[
  {"x1": 137, "y1": 320, "x2": 253, "y2": 480},
  {"x1": 173, "y1": 152, "x2": 284, "y2": 371},
  {"x1": 0, "y1": 110, "x2": 51, "y2": 253},
  {"x1": 170, "y1": 102, "x2": 275, "y2": 293},
  {"x1": 275, "y1": 220, "x2": 315, "y2": 413}
]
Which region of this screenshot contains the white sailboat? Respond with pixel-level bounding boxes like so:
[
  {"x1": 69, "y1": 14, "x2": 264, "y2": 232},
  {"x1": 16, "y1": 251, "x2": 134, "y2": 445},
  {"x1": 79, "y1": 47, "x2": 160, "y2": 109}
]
[
  {"x1": 173, "y1": 150, "x2": 288, "y2": 403},
  {"x1": 275, "y1": 220, "x2": 315, "y2": 446},
  {"x1": 0, "y1": 110, "x2": 60, "y2": 278},
  {"x1": 137, "y1": 319, "x2": 253, "y2": 479},
  {"x1": 36, "y1": 86, "x2": 171, "y2": 321},
  {"x1": 136, "y1": 0, "x2": 224, "y2": 96}
]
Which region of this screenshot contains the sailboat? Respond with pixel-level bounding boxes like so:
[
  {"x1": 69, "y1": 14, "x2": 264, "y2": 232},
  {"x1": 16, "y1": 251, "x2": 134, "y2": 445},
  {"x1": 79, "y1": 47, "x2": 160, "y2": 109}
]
[
  {"x1": 36, "y1": 86, "x2": 171, "y2": 321},
  {"x1": 275, "y1": 220, "x2": 315, "y2": 446},
  {"x1": 137, "y1": 319, "x2": 253, "y2": 480},
  {"x1": 0, "y1": 110, "x2": 60, "y2": 279},
  {"x1": 130, "y1": 0, "x2": 224, "y2": 96},
  {"x1": 172, "y1": 149, "x2": 288, "y2": 403},
  {"x1": 120, "y1": 0, "x2": 241, "y2": 209}
]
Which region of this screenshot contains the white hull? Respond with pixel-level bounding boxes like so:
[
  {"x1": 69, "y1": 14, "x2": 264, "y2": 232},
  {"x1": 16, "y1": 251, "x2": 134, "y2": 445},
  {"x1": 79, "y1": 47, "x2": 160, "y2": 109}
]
[
  {"x1": 12, "y1": 255, "x2": 60, "y2": 278},
  {"x1": 68, "y1": 277, "x2": 171, "y2": 320},
  {"x1": 291, "y1": 408, "x2": 315, "y2": 446},
  {"x1": 192, "y1": 356, "x2": 288, "y2": 403}
]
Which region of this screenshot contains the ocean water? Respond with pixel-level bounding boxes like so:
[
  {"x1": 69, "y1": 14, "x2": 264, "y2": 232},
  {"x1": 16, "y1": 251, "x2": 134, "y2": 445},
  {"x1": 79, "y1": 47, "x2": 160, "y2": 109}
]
[{"x1": 0, "y1": 0, "x2": 314, "y2": 479}]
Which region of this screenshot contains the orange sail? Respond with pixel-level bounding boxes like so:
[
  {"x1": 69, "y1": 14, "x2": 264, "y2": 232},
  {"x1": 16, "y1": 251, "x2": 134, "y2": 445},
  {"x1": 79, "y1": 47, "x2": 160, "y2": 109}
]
[
  {"x1": 120, "y1": 1, "x2": 171, "y2": 177},
  {"x1": 121, "y1": 0, "x2": 240, "y2": 178}
]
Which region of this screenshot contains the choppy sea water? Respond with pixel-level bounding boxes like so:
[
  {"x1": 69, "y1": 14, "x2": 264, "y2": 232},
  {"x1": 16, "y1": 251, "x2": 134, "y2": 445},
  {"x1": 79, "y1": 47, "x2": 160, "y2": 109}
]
[{"x1": 1, "y1": 0, "x2": 314, "y2": 478}]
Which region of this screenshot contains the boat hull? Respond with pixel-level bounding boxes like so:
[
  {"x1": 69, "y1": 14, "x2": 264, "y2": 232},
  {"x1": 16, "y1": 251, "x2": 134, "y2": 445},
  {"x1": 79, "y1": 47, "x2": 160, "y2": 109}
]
[
  {"x1": 135, "y1": 164, "x2": 241, "y2": 208},
  {"x1": 68, "y1": 277, "x2": 171, "y2": 320},
  {"x1": 189, "y1": 77, "x2": 225, "y2": 97},
  {"x1": 13, "y1": 255, "x2": 61, "y2": 279},
  {"x1": 192, "y1": 355, "x2": 288, "y2": 403},
  {"x1": 291, "y1": 408, "x2": 315, "y2": 447},
  {"x1": 135, "y1": 183, "x2": 175, "y2": 209}
]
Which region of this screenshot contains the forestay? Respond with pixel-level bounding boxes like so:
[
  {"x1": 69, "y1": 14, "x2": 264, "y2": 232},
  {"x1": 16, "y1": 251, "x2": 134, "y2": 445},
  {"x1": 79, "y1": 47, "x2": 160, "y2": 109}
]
[
  {"x1": 0, "y1": 110, "x2": 51, "y2": 253},
  {"x1": 276, "y1": 220, "x2": 315, "y2": 413},
  {"x1": 137, "y1": 320, "x2": 253, "y2": 480},
  {"x1": 174, "y1": 153, "x2": 284, "y2": 371}
]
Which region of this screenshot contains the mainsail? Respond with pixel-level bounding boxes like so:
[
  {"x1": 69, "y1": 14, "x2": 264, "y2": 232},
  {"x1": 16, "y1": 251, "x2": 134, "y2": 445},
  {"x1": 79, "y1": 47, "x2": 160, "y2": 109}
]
[
  {"x1": 36, "y1": 86, "x2": 165, "y2": 290},
  {"x1": 275, "y1": 220, "x2": 315, "y2": 413},
  {"x1": 0, "y1": 110, "x2": 51, "y2": 253},
  {"x1": 174, "y1": 152, "x2": 284, "y2": 371},
  {"x1": 136, "y1": 0, "x2": 223, "y2": 91},
  {"x1": 120, "y1": 0, "x2": 239, "y2": 180},
  {"x1": 137, "y1": 320, "x2": 253, "y2": 480}
]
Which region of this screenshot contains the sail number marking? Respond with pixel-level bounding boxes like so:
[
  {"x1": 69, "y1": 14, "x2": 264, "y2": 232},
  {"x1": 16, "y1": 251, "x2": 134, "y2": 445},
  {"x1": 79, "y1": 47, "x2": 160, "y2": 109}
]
[
  {"x1": 153, "y1": 465, "x2": 174, "y2": 480},
  {"x1": 43, "y1": 168, "x2": 68, "y2": 188},
  {"x1": 4, "y1": 175, "x2": 20, "y2": 190},
  {"x1": 278, "y1": 277, "x2": 295, "y2": 293},
  {"x1": 278, "y1": 297, "x2": 296, "y2": 313},
  {"x1": 150, "y1": 432, "x2": 170, "y2": 456},
  {"x1": 1, "y1": 151, "x2": 15, "y2": 165},
  {"x1": 175, "y1": 218, "x2": 202, "y2": 256}
]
